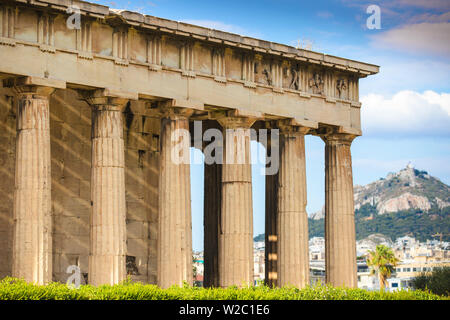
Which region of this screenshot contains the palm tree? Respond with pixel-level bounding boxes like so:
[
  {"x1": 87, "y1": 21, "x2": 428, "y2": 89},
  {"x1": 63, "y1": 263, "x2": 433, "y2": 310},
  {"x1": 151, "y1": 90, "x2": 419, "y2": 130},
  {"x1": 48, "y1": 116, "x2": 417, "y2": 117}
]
[{"x1": 366, "y1": 245, "x2": 400, "y2": 291}]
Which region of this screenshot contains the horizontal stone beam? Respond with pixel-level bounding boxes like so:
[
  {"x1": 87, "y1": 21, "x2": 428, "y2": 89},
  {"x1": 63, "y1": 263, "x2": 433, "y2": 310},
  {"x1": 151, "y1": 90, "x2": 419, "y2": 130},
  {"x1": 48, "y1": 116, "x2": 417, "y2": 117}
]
[
  {"x1": 0, "y1": 0, "x2": 376, "y2": 135},
  {"x1": 3, "y1": 76, "x2": 66, "y2": 90},
  {"x1": 8, "y1": 0, "x2": 379, "y2": 76}
]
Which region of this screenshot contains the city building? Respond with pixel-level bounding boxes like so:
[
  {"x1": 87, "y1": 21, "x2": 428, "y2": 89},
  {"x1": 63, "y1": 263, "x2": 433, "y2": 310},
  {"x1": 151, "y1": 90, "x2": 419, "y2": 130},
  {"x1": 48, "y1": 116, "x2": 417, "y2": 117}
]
[
  {"x1": 193, "y1": 235, "x2": 449, "y2": 290},
  {"x1": 254, "y1": 243, "x2": 265, "y2": 285}
]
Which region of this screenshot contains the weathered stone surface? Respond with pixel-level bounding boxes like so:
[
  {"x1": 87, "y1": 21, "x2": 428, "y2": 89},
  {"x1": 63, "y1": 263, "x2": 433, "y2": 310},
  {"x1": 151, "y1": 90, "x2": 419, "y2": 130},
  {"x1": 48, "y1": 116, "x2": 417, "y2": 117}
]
[
  {"x1": 277, "y1": 131, "x2": 309, "y2": 288},
  {"x1": 158, "y1": 115, "x2": 193, "y2": 288},
  {"x1": 0, "y1": 90, "x2": 15, "y2": 280},
  {"x1": 12, "y1": 89, "x2": 53, "y2": 285},
  {"x1": 218, "y1": 119, "x2": 254, "y2": 287},
  {"x1": 88, "y1": 99, "x2": 128, "y2": 286},
  {"x1": 203, "y1": 121, "x2": 222, "y2": 288},
  {"x1": 322, "y1": 133, "x2": 357, "y2": 288},
  {"x1": 265, "y1": 143, "x2": 278, "y2": 287},
  {"x1": 0, "y1": 0, "x2": 378, "y2": 137},
  {"x1": 50, "y1": 89, "x2": 92, "y2": 284},
  {"x1": 0, "y1": 88, "x2": 159, "y2": 285}
]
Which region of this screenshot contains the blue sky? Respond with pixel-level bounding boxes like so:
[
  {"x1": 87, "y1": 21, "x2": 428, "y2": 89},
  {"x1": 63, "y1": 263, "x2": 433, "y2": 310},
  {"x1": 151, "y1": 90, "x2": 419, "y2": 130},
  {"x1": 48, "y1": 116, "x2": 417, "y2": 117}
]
[{"x1": 93, "y1": 0, "x2": 450, "y2": 251}]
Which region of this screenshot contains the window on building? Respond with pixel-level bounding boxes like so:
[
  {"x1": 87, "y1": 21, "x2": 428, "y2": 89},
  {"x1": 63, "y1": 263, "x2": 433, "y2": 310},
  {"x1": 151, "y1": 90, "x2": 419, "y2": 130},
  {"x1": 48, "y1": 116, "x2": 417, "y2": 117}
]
[{"x1": 392, "y1": 283, "x2": 399, "y2": 288}]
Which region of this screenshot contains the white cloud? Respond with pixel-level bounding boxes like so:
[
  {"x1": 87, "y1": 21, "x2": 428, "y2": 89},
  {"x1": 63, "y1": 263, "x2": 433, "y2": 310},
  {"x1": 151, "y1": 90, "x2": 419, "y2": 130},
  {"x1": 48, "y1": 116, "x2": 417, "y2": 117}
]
[
  {"x1": 408, "y1": 12, "x2": 450, "y2": 23},
  {"x1": 394, "y1": 0, "x2": 450, "y2": 10},
  {"x1": 361, "y1": 90, "x2": 450, "y2": 137},
  {"x1": 341, "y1": 0, "x2": 450, "y2": 12},
  {"x1": 371, "y1": 22, "x2": 450, "y2": 58}
]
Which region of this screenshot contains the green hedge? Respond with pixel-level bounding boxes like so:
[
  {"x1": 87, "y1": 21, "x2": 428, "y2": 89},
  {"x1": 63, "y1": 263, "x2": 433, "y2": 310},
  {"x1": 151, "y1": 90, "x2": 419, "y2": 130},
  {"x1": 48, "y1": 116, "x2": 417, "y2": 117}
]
[{"x1": 0, "y1": 277, "x2": 447, "y2": 300}]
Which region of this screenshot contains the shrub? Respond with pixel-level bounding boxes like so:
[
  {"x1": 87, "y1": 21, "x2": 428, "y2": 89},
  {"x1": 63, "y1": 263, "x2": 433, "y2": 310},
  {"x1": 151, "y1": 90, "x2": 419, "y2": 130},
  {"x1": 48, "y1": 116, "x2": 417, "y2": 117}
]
[
  {"x1": 411, "y1": 267, "x2": 450, "y2": 296},
  {"x1": 0, "y1": 277, "x2": 446, "y2": 300}
]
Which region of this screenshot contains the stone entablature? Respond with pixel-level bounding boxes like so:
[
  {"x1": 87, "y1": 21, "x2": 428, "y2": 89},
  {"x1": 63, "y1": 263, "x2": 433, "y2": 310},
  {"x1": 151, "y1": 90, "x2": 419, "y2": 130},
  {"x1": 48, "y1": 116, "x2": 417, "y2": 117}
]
[{"x1": 0, "y1": 0, "x2": 378, "y2": 135}]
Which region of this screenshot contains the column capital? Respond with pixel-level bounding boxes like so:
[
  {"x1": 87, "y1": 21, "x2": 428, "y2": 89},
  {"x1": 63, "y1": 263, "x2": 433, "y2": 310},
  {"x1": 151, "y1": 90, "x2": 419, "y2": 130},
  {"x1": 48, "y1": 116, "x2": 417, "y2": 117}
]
[
  {"x1": 218, "y1": 117, "x2": 255, "y2": 129},
  {"x1": 157, "y1": 100, "x2": 196, "y2": 120},
  {"x1": 213, "y1": 109, "x2": 261, "y2": 129},
  {"x1": 320, "y1": 133, "x2": 357, "y2": 145},
  {"x1": 80, "y1": 88, "x2": 137, "y2": 111},
  {"x1": 277, "y1": 120, "x2": 311, "y2": 136},
  {"x1": 3, "y1": 76, "x2": 66, "y2": 98}
]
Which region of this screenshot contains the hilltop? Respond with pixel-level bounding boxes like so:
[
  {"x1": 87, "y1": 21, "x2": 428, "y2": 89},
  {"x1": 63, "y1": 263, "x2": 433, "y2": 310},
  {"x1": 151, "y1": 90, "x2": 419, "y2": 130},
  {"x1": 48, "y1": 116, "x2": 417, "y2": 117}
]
[
  {"x1": 311, "y1": 164, "x2": 450, "y2": 219},
  {"x1": 308, "y1": 164, "x2": 450, "y2": 242},
  {"x1": 255, "y1": 165, "x2": 450, "y2": 243}
]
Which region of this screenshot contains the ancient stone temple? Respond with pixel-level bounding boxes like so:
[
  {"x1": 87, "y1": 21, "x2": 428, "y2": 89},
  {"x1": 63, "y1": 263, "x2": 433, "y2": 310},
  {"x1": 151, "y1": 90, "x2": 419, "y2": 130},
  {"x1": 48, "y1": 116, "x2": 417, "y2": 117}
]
[{"x1": 0, "y1": 0, "x2": 378, "y2": 288}]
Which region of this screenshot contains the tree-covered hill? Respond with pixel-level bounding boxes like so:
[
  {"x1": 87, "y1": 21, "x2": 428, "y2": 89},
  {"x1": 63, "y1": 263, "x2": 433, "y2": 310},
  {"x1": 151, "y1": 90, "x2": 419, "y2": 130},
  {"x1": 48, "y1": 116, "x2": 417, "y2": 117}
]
[
  {"x1": 254, "y1": 204, "x2": 450, "y2": 241},
  {"x1": 255, "y1": 165, "x2": 450, "y2": 243},
  {"x1": 308, "y1": 204, "x2": 450, "y2": 242},
  {"x1": 255, "y1": 205, "x2": 450, "y2": 243},
  {"x1": 254, "y1": 233, "x2": 265, "y2": 242}
]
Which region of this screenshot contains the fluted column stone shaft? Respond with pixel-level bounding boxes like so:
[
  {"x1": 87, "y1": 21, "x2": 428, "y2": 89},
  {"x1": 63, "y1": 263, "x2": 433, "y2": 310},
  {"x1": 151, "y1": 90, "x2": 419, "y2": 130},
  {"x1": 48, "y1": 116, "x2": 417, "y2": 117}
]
[
  {"x1": 12, "y1": 87, "x2": 54, "y2": 284},
  {"x1": 217, "y1": 118, "x2": 254, "y2": 287},
  {"x1": 323, "y1": 133, "x2": 357, "y2": 288},
  {"x1": 265, "y1": 139, "x2": 278, "y2": 287},
  {"x1": 203, "y1": 120, "x2": 222, "y2": 288},
  {"x1": 158, "y1": 113, "x2": 193, "y2": 288},
  {"x1": 88, "y1": 99, "x2": 128, "y2": 286},
  {"x1": 203, "y1": 161, "x2": 221, "y2": 287},
  {"x1": 277, "y1": 129, "x2": 309, "y2": 288}
]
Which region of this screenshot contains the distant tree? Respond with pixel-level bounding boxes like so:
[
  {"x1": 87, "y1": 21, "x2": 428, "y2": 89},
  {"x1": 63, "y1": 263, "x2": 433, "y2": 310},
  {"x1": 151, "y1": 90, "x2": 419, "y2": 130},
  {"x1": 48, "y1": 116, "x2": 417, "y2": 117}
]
[
  {"x1": 308, "y1": 206, "x2": 450, "y2": 242},
  {"x1": 366, "y1": 245, "x2": 400, "y2": 291},
  {"x1": 412, "y1": 267, "x2": 450, "y2": 296},
  {"x1": 192, "y1": 256, "x2": 197, "y2": 279},
  {"x1": 253, "y1": 234, "x2": 265, "y2": 242}
]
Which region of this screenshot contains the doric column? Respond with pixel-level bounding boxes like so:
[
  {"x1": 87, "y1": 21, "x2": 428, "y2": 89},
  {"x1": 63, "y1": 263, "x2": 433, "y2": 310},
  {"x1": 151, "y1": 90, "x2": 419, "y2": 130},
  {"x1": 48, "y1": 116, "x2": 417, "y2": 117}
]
[
  {"x1": 322, "y1": 133, "x2": 357, "y2": 288},
  {"x1": 265, "y1": 137, "x2": 278, "y2": 287},
  {"x1": 5, "y1": 77, "x2": 64, "y2": 285},
  {"x1": 277, "y1": 125, "x2": 310, "y2": 288},
  {"x1": 203, "y1": 161, "x2": 221, "y2": 287},
  {"x1": 83, "y1": 90, "x2": 132, "y2": 286},
  {"x1": 217, "y1": 117, "x2": 255, "y2": 287},
  {"x1": 203, "y1": 120, "x2": 222, "y2": 288},
  {"x1": 158, "y1": 108, "x2": 193, "y2": 288}
]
